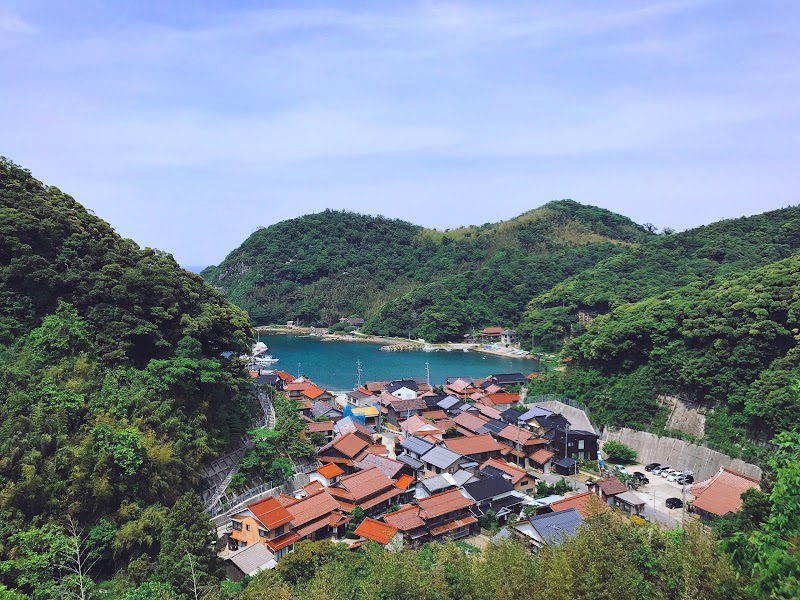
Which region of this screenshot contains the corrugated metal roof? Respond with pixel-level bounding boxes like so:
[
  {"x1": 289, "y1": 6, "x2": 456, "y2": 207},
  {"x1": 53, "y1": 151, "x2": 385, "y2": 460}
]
[{"x1": 529, "y1": 507, "x2": 583, "y2": 545}]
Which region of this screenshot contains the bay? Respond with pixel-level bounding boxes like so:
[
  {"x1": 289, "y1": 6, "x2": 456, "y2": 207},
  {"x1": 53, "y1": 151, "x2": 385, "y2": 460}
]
[{"x1": 259, "y1": 334, "x2": 539, "y2": 391}]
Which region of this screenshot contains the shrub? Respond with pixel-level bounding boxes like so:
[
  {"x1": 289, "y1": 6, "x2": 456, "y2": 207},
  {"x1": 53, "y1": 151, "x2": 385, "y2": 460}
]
[{"x1": 603, "y1": 440, "x2": 637, "y2": 464}]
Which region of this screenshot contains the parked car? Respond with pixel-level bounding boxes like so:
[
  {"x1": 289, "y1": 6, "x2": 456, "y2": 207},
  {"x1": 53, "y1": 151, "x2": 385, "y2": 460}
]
[
  {"x1": 614, "y1": 464, "x2": 628, "y2": 474},
  {"x1": 653, "y1": 465, "x2": 670, "y2": 475},
  {"x1": 660, "y1": 468, "x2": 676, "y2": 478},
  {"x1": 644, "y1": 463, "x2": 661, "y2": 472},
  {"x1": 665, "y1": 497, "x2": 683, "y2": 509},
  {"x1": 633, "y1": 472, "x2": 650, "y2": 485},
  {"x1": 676, "y1": 474, "x2": 695, "y2": 485},
  {"x1": 667, "y1": 471, "x2": 684, "y2": 482}
]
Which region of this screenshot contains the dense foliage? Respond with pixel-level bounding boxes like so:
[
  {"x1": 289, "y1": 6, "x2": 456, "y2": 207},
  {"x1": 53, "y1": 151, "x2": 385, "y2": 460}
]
[
  {"x1": 203, "y1": 202, "x2": 652, "y2": 339},
  {"x1": 715, "y1": 431, "x2": 800, "y2": 598},
  {"x1": 529, "y1": 252, "x2": 800, "y2": 448},
  {"x1": 0, "y1": 159, "x2": 255, "y2": 596},
  {"x1": 231, "y1": 513, "x2": 745, "y2": 600},
  {"x1": 520, "y1": 206, "x2": 800, "y2": 350}
]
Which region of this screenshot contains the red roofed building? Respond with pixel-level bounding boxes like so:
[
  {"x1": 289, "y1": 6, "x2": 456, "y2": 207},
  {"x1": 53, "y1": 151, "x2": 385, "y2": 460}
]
[
  {"x1": 384, "y1": 489, "x2": 477, "y2": 546},
  {"x1": 353, "y1": 517, "x2": 402, "y2": 549},
  {"x1": 327, "y1": 467, "x2": 404, "y2": 517},
  {"x1": 285, "y1": 490, "x2": 351, "y2": 541},
  {"x1": 228, "y1": 497, "x2": 300, "y2": 560},
  {"x1": 443, "y1": 433, "x2": 503, "y2": 463},
  {"x1": 690, "y1": 467, "x2": 760, "y2": 521},
  {"x1": 302, "y1": 384, "x2": 334, "y2": 404},
  {"x1": 548, "y1": 491, "x2": 609, "y2": 518},
  {"x1": 479, "y1": 458, "x2": 538, "y2": 495},
  {"x1": 318, "y1": 432, "x2": 370, "y2": 473}
]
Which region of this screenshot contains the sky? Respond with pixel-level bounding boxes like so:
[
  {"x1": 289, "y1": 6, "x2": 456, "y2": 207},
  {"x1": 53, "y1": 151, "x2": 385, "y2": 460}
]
[{"x1": 2, "y1": 1, "x2": 799, "y2": 267}]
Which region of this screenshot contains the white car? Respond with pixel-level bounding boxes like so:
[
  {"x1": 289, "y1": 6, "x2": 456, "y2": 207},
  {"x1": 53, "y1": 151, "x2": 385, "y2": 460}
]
[
  {"x1": 614, "y1": 465, "x2": 628, "y2": 474},
  {"x1": 667, "y1": 471, "x2": 684, "y2": 482},
  {"x1": 661, "y1": 468, "x2": 676, "y2": 478}
]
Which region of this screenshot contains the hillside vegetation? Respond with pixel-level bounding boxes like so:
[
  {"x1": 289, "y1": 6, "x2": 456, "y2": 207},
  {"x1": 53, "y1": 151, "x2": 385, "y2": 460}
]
[
  {"x1": 203, "y1": 201, "x2": 652, "y2": 340},
  {"x1": 519, "y1": 206, "x2": 800, "y2": 349},
  {"x1": 530, "y1": 251, "x2": 800, "y2": 451},
  {"x1": 0, "y1": 159, "x2": 255, "y2": 596}
]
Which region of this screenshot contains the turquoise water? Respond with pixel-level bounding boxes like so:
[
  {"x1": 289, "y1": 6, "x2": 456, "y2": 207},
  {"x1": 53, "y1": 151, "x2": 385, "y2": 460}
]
[{"x1": 259, "y1": 334, "x2": 539, "y2": 390}]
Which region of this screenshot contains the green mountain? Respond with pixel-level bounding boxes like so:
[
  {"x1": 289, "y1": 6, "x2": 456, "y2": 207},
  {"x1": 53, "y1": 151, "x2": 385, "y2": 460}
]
[
  {"x1": 519, "y1": 206, "x2": 800, "y2": 349},
  {"x1": 530, "y1": 251, "x2": 800, "y2": 452},
  {"x1": 0, "y1": 159, "x2": 254, "y2": 595},
  {"x1": 203, "y1": 201, "x2": 653, "y2": 339}
]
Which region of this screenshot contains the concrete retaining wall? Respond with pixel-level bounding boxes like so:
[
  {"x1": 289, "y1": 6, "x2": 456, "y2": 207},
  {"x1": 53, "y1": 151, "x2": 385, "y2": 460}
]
[{"x1": 602, "y1": 426, "x2": 761, "y2": 481}]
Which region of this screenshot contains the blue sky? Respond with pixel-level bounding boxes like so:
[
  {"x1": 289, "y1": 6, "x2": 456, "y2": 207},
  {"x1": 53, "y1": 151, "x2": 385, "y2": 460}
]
[{"x1": 2, "y1": 1, "x2": 799, "y2": 266}]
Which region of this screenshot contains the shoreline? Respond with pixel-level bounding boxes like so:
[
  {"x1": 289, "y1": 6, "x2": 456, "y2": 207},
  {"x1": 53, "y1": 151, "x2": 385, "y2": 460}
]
[{"x1": 254, "y1": 326, "x2": 538, "y2": 361}]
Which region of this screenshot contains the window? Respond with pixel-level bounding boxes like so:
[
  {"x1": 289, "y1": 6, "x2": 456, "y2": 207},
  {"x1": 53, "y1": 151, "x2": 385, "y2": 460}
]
[
  {"x1": 245, "y1": 524, "x2": 250, "y2": 531},
  {"x1": 259, "y1": 529, "x2": 268, "y2": 538},
  {"x1": 275, "y1": 525, "x2": 284, "y2": 536},
  {"x1": 232, "y1": 521, "x2": 242, "y2": 531},
  {"x1": 578, "y1": 440, "x2": 585, "y2": 450}
]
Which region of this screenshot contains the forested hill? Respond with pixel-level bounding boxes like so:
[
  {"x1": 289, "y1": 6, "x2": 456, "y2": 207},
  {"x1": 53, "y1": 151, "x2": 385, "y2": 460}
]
[
  {"x1": 530, "y1": 251, "x2": 800, "y2": 453},
  {"x1": 0, "y1": 159, "x2": 255, "y2": 596},
  {"x1": 519, "y1": 206, "x2": 800, "y2": 349},
  {"x1": 202, "y1": 201, "x2": 653, "y2": 336}
]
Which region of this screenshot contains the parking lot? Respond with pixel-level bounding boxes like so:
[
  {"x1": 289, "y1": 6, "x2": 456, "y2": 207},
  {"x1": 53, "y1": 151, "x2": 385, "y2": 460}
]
[{"x1": 618, "y1": 463, "x2": 696, "y2": 527}]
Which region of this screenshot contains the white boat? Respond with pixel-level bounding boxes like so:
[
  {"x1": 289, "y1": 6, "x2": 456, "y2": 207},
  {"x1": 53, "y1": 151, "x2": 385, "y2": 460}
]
[
  {"x1": 422, "y1": 345, "x2": 436, "y2": 352},
  {"x1": 253, "y1": 355, "x2": 279, "y2": 365},
  {"x1": 251, "y1": 341, "x2": 269, "y2": 355}
]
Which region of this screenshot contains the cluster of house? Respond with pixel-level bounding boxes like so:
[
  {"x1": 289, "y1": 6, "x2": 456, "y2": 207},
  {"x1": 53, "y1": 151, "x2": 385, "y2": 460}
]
[
  {"x1": 228, "y1": 368, "x2": 761, "y2": 581},
  {"x1": 226, "y1": 369, "x2": 607, "y2": 577}
]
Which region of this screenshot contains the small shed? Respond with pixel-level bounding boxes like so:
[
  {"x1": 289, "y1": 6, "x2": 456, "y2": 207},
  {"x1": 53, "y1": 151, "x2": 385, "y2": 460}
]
[
  {"x1": 225, "y1": 544, "x2": 276, "y2": 582},
  {"x1": 613, "y1": 491, "x2": 646, "y2": 516},
  {"x1": 553, "y1": 457, "x2": 578, "y2": 476}
]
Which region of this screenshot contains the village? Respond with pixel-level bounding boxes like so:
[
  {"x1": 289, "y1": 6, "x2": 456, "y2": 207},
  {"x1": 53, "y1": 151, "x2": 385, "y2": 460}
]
[{"x1": 218, "y1": 367, "x2": 762, "y2": 581}]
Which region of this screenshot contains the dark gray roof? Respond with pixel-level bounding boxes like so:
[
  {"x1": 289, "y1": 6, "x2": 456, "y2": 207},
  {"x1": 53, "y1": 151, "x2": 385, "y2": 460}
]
[
  {"x1": 478, "y1": 419, "x2": 507, "y2": 435},
  {"x1": 529, "y1": 508, "x2": 583, "y2": 545},
  {"x1": 553, "y1": 457, "x2": 578, "y2": 468},
  {"x1": 396, "y1": 453, "x2": 424, "y2": 470},
  {"x1": 420, "y1": 445, "x2": 463, "y2": 469},
  {"x1": 499, "y1": 408, "x2": 525, "y2": 423},
  {"x1": 399, "y1": 436, "x2": 435, "y2": 456},
  {"x1": 422, "y1": 394, "x2": 447, "y2": 408},
  {"x1": 517, "y1": 407, "x2": 553, "y2": 421},
  {"x1": 348, "y1": 389, "x2": 372, "y2": 400},
  {"x1": 386, "y1": 379, "x2": 420, "y2": 394},
  {"x1": 463, "y1": 475, "x2": 515, "y2": 502},
  {"x1": 311, "y1": 401, "x2": 342, "y2": 419},
  {"x1": 255, "y1": 374, "x2": 282, "y2": 386}
]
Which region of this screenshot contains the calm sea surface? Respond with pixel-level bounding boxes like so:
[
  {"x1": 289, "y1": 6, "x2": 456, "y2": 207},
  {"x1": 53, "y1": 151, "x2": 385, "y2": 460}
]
[{"x1": 259, "y1": 334, "x2": 539, "y2": 390}]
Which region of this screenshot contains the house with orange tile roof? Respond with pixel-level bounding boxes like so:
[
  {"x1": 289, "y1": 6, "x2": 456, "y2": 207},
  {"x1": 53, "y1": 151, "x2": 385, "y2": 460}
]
[
  {"x1": 353, "y1": 517, "x2": 402, "y2": 550},
  {"x1": 482, "y1": 392, "x2": 519, "y2": 410},
  {"x1": 271, "y1": 370, "x2": 296, "y2": 385},
  {"x1": 546, "y1": 491, "x2": 609, "y2": 518},
  {"x1": 452, "y1": 411, "x2": 491, "y2": 436},
  {"x1": 282, "y1": 489, "x2": 351, "y2": 541},
  {"x1": 528, "y1": 448, "x2": 555, "y2": 474},
  {"x1": 327, "y1": 467, "x2": 404, "y2": 517},
  {"x1": 310, "y1": 462, "x2": 344, "y2": 487},
  {"x1": 400, "y1": 414, "x2": 444, "y2": 438},
  {"x1": 318, "y1": 432, "x2": 370, "y2": 473},
  {"x1": 228, "y1": 496, "x2": 300, "y2": 560},
  {"x1": 690, "y1": 467, "x2": 760, "y2": 521},
  {"x1": 383, "y1": 488, "x2": 477, "y2": 546},
  {"x1": 301, "y1": 384, "x2": 333, "y2": 404},
  {"x1": 591, "y1": 477, "x2": 629, "y2": 504},
  {"x1": 444, "y1": 433, "x2": 504, "y2": 463}
]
